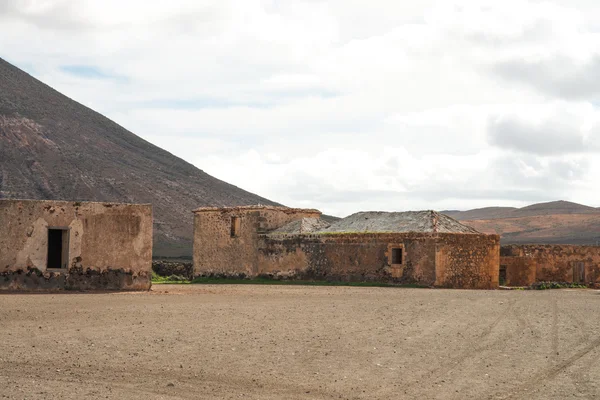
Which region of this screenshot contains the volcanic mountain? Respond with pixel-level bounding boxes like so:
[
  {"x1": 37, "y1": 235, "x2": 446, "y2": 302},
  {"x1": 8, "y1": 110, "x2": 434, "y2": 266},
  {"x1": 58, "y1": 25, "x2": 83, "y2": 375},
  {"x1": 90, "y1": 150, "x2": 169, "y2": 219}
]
[
  {"x1": 0, "y1": 57, "x2": 279, "y2": 257},
  {"x1": 443, "y1": 200, "x2": 600, "y2": 245}
]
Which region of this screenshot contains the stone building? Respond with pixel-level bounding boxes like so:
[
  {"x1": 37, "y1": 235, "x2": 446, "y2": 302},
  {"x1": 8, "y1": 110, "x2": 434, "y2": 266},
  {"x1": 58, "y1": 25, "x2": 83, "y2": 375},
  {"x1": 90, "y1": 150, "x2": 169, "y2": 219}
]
[
  {"x1": 500, "y1": 244, "x2": 600, "y2": 286},
  {"x1": 193, "y1": 206, "x2": 500, "y2": 289},
  {"x1": 193, "y1": 206, "x2": 321, "y2": 277},
  {"x1": 0, "y1": 199, "x2": 153, "y2": 291}
]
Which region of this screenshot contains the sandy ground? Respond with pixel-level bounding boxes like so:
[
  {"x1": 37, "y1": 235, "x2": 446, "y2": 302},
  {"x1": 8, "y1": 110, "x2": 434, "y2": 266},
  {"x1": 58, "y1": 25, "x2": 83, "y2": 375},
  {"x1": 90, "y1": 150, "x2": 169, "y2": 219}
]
[{"x1": 1, "y1": 285, "x2": 600, "y2": 400}]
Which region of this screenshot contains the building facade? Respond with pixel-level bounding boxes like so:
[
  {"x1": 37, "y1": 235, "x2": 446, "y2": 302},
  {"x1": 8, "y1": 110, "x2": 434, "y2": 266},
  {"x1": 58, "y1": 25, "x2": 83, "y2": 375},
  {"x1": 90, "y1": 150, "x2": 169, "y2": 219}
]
[
  {"x1": 193, "y1": 206, "x2": 321, "y2": 277},
  {"x1": 500, "y1": 244, "x2": 600, "y2": 286},
  {"x1": 193, "y1": 207, "x2": 500, "y2": 289},
  {"x1": 0, "y1": 199, "x2": 153, "y2": 290}
]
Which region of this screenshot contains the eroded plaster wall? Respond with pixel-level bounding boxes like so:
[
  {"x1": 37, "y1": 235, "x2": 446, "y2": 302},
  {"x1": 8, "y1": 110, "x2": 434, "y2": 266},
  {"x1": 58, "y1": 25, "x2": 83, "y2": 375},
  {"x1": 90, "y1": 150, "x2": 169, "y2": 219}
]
[
  {"x1": 0, "y1": 199, "x2": 153, "y2": 290},
  {"x1": 501, "y1": 244, "x2": 600, "y2": 285},
  {"x1": 257, "y1": 233, "x2": 499, "y2": 289},
  {"x1": 193, "y1": 206, "x2": 321, "y2": 277}
]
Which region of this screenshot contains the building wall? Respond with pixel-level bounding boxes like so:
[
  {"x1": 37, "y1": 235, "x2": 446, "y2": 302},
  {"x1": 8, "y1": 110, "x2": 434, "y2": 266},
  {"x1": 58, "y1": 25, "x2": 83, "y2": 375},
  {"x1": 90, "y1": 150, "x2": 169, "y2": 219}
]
[
  {"x1": 499, "y1": 256, "x2": 537, "y2": 286},
  {"x1": 434, "y1": 234, "x2": 500, "y2": 289},
  {"x1": 257, "y1": 233, "x2": 499, "y2": 289},
  {"x1": 193, "y1": 206, "x2": 321, "y2": 277},
  {"x1": 0, "y1": 199, "x2": 153, "y2": 291},
  {"x1": 501, "y1": 244, "x2": 600, "y2": 285}
]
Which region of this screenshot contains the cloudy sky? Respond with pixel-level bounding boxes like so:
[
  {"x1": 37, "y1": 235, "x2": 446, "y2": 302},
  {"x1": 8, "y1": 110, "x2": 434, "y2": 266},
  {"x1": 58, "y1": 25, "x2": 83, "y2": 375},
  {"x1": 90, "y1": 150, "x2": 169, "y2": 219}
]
[{"x1": 1, "y1": 0, "x2": 600, "y2": 216}]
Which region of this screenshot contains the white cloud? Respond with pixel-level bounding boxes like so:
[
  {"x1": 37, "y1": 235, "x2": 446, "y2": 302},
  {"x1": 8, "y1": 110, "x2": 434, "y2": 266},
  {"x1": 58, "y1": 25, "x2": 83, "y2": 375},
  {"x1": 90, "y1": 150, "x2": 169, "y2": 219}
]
[{"x1": 1, "y1": 0, "x2": 600, "y2": 215}]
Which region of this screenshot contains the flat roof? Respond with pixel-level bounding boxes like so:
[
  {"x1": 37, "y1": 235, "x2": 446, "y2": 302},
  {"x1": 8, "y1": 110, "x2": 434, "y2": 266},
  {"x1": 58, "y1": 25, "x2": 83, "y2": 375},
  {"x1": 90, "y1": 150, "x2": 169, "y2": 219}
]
[
  {"x1": 193, "y1": 205, "x2": 321, "y2": 214},
  {"x1": 0, "y1": 199, "x2": 151, "y2": 207}
]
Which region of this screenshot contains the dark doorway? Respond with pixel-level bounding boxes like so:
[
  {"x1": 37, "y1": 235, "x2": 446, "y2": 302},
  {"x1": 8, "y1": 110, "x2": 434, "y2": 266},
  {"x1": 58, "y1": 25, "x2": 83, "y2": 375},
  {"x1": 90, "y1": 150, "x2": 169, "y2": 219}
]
[
  {"x1": 499, "y1": 265, "x2": 507, "y2": 286},
  {"x1": 47, "y1": 228, "x2": 68, "y2": 269},
  {"x1": 573, "y1": 262, "x2": 585, "y2": 284}
]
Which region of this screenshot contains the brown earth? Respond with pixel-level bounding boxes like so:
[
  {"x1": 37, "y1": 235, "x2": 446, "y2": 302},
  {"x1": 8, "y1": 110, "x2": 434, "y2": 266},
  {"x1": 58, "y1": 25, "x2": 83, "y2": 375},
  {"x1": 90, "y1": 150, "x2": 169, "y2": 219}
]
[
  {"x1": 465, "y1": 214, "x2": 600, "y2": 245},
  {"x1": 2, "y1": 284, "x2": 600, "y2": 399},
  {"x1": 0, "y1": 58, "x2": 280, "y2": 258},
  {"x1": 443, "y1": 201, "x2": 600, "y2": 245}
]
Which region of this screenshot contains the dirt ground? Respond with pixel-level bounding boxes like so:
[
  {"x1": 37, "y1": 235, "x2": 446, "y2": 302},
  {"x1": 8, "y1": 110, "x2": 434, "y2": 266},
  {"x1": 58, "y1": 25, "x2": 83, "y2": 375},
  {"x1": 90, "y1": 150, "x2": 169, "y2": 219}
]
[{"x1": 1, "y1": 285, "x2": 600, "y2": 399}]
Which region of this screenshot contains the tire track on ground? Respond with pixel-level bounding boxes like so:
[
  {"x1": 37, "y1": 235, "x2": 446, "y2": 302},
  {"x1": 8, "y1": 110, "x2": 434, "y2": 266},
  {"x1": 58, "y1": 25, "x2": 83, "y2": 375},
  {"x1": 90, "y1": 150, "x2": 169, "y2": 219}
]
[
  {"x1": 379, "y1": 300, "x2": 518, "y2": 399},
  {"x1": 551, "y1": 297, "x2": 559, "y2": 364},
  {"x1": 511, "y1": 299, "x2": 541, "y2": 339},
  {"x1": 1, "y1": 360, "x2": 341, "y2": 400},
  {"x1": 495, "y1": 335, "x2": 600, "y2": 399}
]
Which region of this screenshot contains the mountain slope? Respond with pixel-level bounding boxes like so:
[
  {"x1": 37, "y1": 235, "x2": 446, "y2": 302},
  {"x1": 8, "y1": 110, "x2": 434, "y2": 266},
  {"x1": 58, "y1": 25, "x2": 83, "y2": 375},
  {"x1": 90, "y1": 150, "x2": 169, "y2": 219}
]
[
  {"x1": 0, "y1": 57, "x2": 280, "y2": 257},
  {"x1": 442, "y1": 201, "x2": 600, "y2": 245}
]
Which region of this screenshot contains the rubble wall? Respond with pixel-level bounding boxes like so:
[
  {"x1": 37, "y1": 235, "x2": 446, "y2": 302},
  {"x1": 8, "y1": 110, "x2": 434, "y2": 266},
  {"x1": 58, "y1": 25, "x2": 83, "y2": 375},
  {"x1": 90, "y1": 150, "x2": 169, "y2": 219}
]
[
  {"x1": 258, "y1": 233, "x2": 499, "y2": 289},
  {"x1": 193, "y1": 207, "x2": 320, "y2": 277},
  {"x1": 499, "y1": 256, "x2": 537, "y2": 286},
  {"x1": 501, "y1": 244, "x2": 600, "y2": 285},
  {"x1": 0, "y1": 199, "x2": 152, "y2": 291},
  {"x1": 433, "y1": 233, "x2": 500, "y2": 289}
]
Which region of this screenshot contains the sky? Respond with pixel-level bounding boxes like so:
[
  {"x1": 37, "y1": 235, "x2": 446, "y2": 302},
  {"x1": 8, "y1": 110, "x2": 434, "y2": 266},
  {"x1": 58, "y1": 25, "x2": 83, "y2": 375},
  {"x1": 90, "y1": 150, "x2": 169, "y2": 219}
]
[{"x1": 1, "y1": 0, "x2": 600, "y2": 217}]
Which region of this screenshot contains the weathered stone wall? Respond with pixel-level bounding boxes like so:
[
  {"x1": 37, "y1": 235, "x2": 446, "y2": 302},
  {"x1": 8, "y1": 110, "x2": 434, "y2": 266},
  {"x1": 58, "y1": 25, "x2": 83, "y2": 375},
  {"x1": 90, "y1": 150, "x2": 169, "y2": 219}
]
[
  {"x1": 499, "y1": 256, "x2": 537, "y2": 286},
  {"x1": 434, "y1": 234, "x2": 500, "y2": 289},
  {"x1": 0, "y1": 199, "x2": 153, "y2": 291},
  {"x1": 501, "y1": 244, "x2": 600, "y2": 285},
  {"x1": 257, "y1": 233, "x2": 499, "y2": 289},
  {"x1": 259, "y1": 233, "x2": 434, "y2": 283},
  {"x1": 193, "y1": 206, "x2": 321, "y2": 277}
]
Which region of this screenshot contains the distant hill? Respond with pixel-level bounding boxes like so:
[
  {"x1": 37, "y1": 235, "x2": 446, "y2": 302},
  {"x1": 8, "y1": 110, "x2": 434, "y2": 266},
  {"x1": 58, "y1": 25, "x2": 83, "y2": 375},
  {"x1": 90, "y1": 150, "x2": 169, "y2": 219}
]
[
  {"x1": 0, "y1": 57, "x2": 280, "y2": 258},
  {"x1": 442, "y1": 207, "x2": 518, "y2": 221},
  {"x1": 442, "y1": 200, "x2": 600, "y2": 245}
]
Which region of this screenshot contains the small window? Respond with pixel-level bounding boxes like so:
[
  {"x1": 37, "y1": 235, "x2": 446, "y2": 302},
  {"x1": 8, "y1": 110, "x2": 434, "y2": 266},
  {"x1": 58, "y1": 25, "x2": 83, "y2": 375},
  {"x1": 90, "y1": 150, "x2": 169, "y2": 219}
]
[
  {"x1": 230, "y1": 217, "x2": 241, "y2": 238},
  {"x1": 47, "y1": 228, "x2": 69, "y2": 269},
  {"x1": 391, "y1": 248, "x2": 403, "y2": 265}
]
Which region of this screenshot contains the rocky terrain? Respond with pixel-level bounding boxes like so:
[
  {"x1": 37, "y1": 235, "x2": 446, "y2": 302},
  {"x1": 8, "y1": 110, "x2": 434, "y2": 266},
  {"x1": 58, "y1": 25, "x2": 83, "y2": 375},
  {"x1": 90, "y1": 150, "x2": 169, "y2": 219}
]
[
  {"x1": 443, "y1": 200, "x2": 600, "y2": 245},
  {"x1": 0, "y1": 58, "x2": 280, "y2": 258}
]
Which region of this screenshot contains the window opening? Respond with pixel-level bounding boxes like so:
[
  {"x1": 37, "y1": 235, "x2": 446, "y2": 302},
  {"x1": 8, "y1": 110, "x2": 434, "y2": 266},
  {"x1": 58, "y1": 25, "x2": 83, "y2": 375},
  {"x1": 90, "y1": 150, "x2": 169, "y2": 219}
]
[
  {"x1": 391, "y1": 248, "x2": 403, "y2": 265},
  {"x1": 230, "y1": 217, "x2": 241, "y2": 238}
]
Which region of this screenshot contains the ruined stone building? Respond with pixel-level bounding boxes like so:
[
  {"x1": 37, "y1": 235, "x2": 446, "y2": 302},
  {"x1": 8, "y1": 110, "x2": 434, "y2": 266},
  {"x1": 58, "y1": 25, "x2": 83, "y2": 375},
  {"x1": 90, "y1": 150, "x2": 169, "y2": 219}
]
[
  {"x1": 500, "y1": 244, "x2": 600, "y2": 286},
  {"x1": 193, "y1": 206, "x2": 500, "y2": 289},
  {"x1": 0, "y1": 199, "x2": 153, "y2": 291}
]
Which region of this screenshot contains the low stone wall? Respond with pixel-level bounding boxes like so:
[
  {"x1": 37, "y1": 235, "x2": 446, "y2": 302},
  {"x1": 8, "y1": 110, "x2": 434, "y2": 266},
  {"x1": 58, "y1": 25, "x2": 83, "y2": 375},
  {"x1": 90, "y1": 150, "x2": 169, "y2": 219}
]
[
  {"x1": 501, "y1": 244, "x2": 600, "y2": 286},
  {"x1": 152, "y1": 261, "x2": 194, "y2": 279}
]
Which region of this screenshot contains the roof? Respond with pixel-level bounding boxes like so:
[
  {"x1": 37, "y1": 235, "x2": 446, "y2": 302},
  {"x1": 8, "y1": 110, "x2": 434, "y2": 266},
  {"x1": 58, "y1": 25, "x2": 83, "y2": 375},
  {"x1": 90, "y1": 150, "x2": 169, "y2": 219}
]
[
  {"x1": 0, "y1": 199, "x2": 151, "y2": 207},
  {"x1": 193, "y1": 205, "x2": 321, "y2": 214},
  {"x1": 270, "y1": 218, "x2": 331, "y2": 235},
  {"x1": 317, "y1": 210, "x2": 480, "y2": 234}
]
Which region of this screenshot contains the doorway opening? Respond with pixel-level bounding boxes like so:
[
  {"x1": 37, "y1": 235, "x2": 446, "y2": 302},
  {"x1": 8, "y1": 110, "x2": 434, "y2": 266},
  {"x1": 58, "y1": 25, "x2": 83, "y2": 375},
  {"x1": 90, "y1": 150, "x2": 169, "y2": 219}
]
[
  {"x1": 499, "y1": 265, "x2": 507, "y2": 286},
  {"x1": 47, "y1": 228, "x2": 69, "y2": 269},
  {"x1": 573, "y1": 262, "x2": 585, "y2": 284}
]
